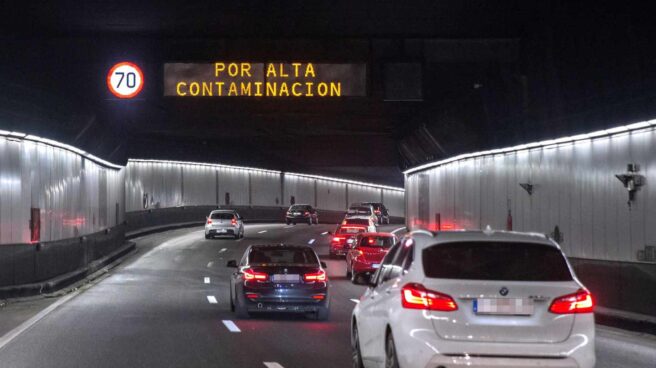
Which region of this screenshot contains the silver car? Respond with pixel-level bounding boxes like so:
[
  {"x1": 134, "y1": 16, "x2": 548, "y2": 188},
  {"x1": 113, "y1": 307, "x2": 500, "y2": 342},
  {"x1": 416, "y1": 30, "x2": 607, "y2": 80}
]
[{"x1": 205, "y1": 210, "x2": 244, "y2": 239}]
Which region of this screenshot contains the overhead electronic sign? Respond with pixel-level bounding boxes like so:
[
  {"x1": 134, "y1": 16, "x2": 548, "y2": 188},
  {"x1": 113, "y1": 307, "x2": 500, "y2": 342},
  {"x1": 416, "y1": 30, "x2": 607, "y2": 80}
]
[{"x1": 164, "y1": 62, "x2": 366, "y2": 97}]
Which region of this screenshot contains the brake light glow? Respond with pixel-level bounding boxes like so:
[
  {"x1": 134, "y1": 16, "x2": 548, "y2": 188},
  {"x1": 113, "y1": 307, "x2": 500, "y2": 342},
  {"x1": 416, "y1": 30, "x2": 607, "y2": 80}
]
[
  {"x1": 304, "y1": 270, "x2": 326, "y2": 282},
  {"x1": 243, "y1": 268, "x2": 268, "y2": 281},
  {"x1": 207, "y1": 219, "x2": 212, "y2": 224},
  {"x1": 245, "y1": 293, "x2": 259, "y2": 300},
  {"x1": 401, "y1": 283, "x2": 458, "y2": 311},
  {"x1": 368, "y1": 238, "x2": 375, "y2": 244},
  {"x1": 304, "y1": 211, "x2": 310, "y2": 216},
  {"x1": 231, "y1": 218, "x2": 237, "y2": 225},
  {"x1": 549, "y1": 289, "x2": 595, "y2": 314},
  {"x1": 332, "y1": 236, "x2": 344, "y2": 242},
  {"x1": 312, "y1": 294, "x2": 326, "y2": 300}
]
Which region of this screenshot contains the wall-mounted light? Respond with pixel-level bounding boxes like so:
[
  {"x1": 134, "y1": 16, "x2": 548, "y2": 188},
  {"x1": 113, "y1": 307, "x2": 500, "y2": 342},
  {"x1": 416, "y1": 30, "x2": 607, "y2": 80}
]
[{"x1": 615, "y1": 163, "x2": 644, "y2": 208}]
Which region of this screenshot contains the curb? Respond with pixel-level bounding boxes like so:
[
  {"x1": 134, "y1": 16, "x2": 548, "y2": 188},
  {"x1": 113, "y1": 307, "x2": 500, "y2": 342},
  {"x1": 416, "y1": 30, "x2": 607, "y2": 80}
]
[{"x1": 595, "y1": 307, "x2": 656, "y2": 335}]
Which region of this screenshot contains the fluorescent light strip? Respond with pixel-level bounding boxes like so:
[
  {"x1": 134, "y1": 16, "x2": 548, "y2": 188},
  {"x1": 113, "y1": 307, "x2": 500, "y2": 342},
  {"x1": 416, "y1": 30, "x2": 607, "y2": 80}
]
[
  {"x1": 128, "y1": 158, "x2": 281, "y2": 175},
  {"x1": 403, "y1": 119, "x2": 656, "y2": 175},
  {"x1": 0, "y1": 130, "x2": 123, "y2": 170},
  {"x1": 285, "y1": 172, "x2": 404, "y2": 192}
]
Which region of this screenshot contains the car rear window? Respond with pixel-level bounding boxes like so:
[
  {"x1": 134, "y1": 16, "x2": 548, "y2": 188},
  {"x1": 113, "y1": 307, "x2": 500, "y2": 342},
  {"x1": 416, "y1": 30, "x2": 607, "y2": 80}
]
[
  {"x1": 422, "y1": 242, "x2": 573, "y2": 281},
  {"x1": 338, "y1": 226, "x2": 366, "y2": 234},
  {"x1": 248, "y1": 247, "x2": 318, "y2": 265},
  {"x1": 211, "y1": 213, "x2": 234, "y2": 220},
  {"x1": 348, "y1": 207, "x2": 371, "y2": 215},
  {"x1": 289, "y1": 205, "x2": 309, "y2": 211},
  {"x1": 359, "y1": 236, "x2": 394, "y2": 248},
  {"x1": 344, "y1": 218, "x2": 369, "y2": 226}
]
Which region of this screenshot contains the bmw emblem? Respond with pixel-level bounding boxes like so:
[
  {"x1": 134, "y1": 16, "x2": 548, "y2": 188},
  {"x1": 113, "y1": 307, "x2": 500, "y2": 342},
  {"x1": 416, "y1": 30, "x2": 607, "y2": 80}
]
[{"x1": 499, "y1": 287, "x2": 509, "y2": 296}]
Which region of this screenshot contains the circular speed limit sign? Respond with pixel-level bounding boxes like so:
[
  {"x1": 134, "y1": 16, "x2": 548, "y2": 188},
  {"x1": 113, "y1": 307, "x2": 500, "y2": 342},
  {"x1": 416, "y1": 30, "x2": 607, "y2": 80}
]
[{"x1": 106, "y1": 62, "x2": 144, "y2": 99}]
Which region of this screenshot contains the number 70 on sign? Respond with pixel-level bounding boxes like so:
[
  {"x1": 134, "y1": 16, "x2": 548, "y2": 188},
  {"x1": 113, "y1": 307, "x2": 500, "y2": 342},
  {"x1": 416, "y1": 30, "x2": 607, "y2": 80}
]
[{"x1": 107, "y1": 62, "x2": 144, "y2": 99}]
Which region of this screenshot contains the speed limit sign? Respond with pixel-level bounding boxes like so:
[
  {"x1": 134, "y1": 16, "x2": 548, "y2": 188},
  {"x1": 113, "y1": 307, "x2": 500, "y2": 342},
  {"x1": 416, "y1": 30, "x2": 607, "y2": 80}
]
[{"x1": 107, "y1": 62, "x2": 144, "y2": 99}]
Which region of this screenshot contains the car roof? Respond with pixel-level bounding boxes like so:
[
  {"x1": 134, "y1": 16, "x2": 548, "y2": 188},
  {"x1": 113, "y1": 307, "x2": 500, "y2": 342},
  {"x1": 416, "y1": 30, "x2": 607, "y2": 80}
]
[
  {"x1": 405, "y1": 229, "x2": 557, "y2": 250},
  {"x1": 249, "y1": 243, "x2": 313, "y2": 250},
  {"x1": 210, "y1": 209, "x2": 236, "y2": 213},
  {"x1": 289, "y1": 204, "x2": 310, "y2": 206}
]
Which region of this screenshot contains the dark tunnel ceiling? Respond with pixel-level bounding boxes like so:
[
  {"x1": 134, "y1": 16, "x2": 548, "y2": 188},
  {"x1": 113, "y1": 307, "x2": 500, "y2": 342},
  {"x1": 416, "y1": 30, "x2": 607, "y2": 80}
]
[{"x1": 1, "y1": 1, "x2": 655, "y2": 187}]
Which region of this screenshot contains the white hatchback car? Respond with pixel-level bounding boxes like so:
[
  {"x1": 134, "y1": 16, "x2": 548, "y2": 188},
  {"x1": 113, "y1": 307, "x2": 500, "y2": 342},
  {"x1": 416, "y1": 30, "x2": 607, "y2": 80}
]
[
  {"x1": 351, "y1": 230, "x2": 595, "y2": 368},
  {"x1": 205, "y1": 210, "x2": 244, "y2": 239}
]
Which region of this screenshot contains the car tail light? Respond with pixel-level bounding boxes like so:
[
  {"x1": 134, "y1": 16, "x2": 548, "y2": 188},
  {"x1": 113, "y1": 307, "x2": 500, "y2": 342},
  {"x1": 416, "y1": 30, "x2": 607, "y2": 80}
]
[
  {"x1": 304, "y1": 211, "x2": 310, "y2": 216},
  {"x1": 332, "y1": 236, "x2": 344, "y2": 243},
  {"x1": 549, "y1": 289, "x2": 595, "y2": 314},
  {"x1": 401, "y1": 283, "x2": 458, "y2": 311},
  {"x1": 368, "y1": 238, "x2": 376, "y2": 245},
  {"x1": 231, "y1": 218, "x2": 237, "y2": 225},
  {"x1": 207, "y1": 219, "x2": 212, "y2": 224},
  {"x1": 245, "y1": 293, "x2": 259, "y2": 300},
  {"x1": 374, "y1": 210, "x2": 381, "y2": 214},
  {"x1": 243, "y1": 268, "x2": 268, "y2": 281},
  {"x1": 304, "y1": 270, "x2": 326, "y2": 282},
  {"x1": 312, "y1": 294, "x2": 326, "y2": 300}
]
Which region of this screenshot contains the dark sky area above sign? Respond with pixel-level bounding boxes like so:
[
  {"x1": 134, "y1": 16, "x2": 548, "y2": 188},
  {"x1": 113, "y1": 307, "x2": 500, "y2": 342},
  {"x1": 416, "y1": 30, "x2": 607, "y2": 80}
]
[{"x1": 164, "y1": 63, "x2": 367, "y2": 97}]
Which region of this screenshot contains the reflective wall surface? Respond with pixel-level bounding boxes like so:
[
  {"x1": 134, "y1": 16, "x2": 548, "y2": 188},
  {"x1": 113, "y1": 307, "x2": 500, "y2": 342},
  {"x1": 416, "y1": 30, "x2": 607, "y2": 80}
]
[
  {"x1": 125, "y1": 160, "x2": 405, "y2": 217},
  {"x1": 406, "y1": 123, "x2": 656, "y2": 263},
  {"x1": 0, "y1": 136, "x2": 125, "y2": 245}
]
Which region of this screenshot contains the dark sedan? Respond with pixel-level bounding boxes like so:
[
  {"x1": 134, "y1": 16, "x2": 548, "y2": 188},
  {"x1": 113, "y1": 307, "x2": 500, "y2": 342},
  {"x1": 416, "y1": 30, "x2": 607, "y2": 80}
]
[{"x1": 227, "y1": 244, "x2": 330, "y2": 320}]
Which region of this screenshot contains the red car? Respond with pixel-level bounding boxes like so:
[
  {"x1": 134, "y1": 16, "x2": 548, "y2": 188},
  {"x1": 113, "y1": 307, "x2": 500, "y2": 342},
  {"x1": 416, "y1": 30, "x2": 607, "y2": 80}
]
[
  {"x1": 329, "y1": 224, "x2": 369, "y2": 257},
  {"x1": 345, "y1": 232, "x2": 398, "y2": 282}
]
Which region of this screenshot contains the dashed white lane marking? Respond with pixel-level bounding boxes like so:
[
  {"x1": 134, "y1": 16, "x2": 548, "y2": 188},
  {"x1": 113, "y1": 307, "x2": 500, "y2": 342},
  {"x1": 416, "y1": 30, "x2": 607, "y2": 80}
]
[
  {"x1": 207, "y1": 261, "x2": 214, "y2": 268},
  {"x1": 350, "y1": 299, "x2": 360, "y2": 304},
  {"x1": 391, "y1": 227, "x2": 407, "y2": 234},
  {"x1": 258, "y1": 230, "x2": 268, "y2": 234},
  {"x1": 0, "y1": 288, "x2": 81, "y2": 351},
  {"x1": 308, "y1": 238, "x2": 315, "y2": 245},
  {"x1": 219, "y1": 248, "x2": 227, "y2": 253},
  {"x1": 204, "y1": 277, "x2": 210, "y2": 284},
  {"x1": 222, "y1": 320, "x2": 241, "y2": 333},
  {"x1": 207, "y1": 296, "x2": 218, "y2": 304},
  {"x1": 263, "y1": 363, "x2": 285, "y2": 368},
  {"x1": 321, "y1": 231, "x2": 329, "y2": 235}
]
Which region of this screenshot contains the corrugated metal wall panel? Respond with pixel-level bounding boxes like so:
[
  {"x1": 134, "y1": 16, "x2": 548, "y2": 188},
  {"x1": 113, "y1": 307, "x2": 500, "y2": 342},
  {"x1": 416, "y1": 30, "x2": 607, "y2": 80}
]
[
  {"x1": 347, "y1": 185, "x2": 381, "y2": 206},
  {"x1": 283, "y1": 175, "x2": 315, "y2": 206},
  {"x1": 382, "y1": 189, "x2": 405, "y2": 218},
  {"x1": 251, "y1": 171, "x2": 282, "y2": 207},
  {"x1": 182, "y1": 165, "x2": 216, "y2": 206},
  {"x1": 218, "y1": 168, "x2": 249, "y2": 205},
  {"x1": 317, "y1": 180, "x2": 347, "y2": 211}
]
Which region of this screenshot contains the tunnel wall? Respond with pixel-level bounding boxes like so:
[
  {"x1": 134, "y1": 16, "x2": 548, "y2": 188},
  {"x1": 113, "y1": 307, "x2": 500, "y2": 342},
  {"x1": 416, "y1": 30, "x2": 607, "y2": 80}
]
[
  {"x1": 405, "y1": 120, "x2": 656, "y2": 316},
  {"x1": 125, "y1": 160, "x2": 405, "y2": 221}
]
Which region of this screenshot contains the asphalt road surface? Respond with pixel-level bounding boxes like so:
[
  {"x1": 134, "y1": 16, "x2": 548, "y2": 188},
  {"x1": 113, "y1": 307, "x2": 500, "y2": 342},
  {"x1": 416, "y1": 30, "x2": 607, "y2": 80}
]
[{"x1": 0, "y1": 223, "x2": 655, "y2": 368}]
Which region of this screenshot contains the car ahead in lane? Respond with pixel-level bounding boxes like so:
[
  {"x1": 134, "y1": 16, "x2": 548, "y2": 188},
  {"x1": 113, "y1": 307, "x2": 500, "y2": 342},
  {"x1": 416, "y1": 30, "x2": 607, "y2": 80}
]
[
  {"x1": 330, "y1": 219, "x2": 377, "y2": 257},
  {"x1": 345, "y1": 232, "x2": 397, "y2": 283},
  {"x1": 358, "y1": 202, "x2": 390, "y2": 225},
  {"x1": 351, "y1": 230, "x2": 595, "y2": 368},
  {"x1": 227, "y1": 244, "x2": 330, "y2": 320},
  {"x1": 205, "y1": 210, "x2": 244, "y2": 239},
  {"x1": 346, "y1": 204, "x2": 378, "y2": 224},
  {"x1": 286, "y1": 204, "x2": 319, "y2": 225}
]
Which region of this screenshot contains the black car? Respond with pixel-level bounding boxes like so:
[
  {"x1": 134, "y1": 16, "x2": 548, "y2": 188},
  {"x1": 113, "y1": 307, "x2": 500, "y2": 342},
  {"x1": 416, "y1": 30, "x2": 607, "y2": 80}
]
[
  {"x1": 227, "y1": 244, "x2": 330, "y2": 320},
  {"x1": 358, "y1": 202, "x2": 390, "y2": 224},
  {"x1": 285, "y1": 204, "x2": 319, "y2": 225}
]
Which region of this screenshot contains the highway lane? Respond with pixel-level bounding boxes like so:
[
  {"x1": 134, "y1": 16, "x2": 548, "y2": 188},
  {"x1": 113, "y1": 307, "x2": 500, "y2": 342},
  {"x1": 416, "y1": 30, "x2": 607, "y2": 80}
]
[{"x1": 0, "y1": 223, "x2": 655, "y2": 368}]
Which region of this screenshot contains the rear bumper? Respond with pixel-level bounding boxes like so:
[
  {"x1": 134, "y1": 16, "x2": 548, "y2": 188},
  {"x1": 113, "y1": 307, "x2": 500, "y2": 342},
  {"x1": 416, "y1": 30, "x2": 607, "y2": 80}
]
[
  {"x1": 330, "y1": 244, "x2": 348, "y2": 255},
  {"x1": 206, "y1": 227, "x2": 237, "y2": 235},
  {"x1": 424, "y1": 355, "x2": 580, "y2": 368},
  {"x1": 286, "y1": 216, "x2": 311, "y2": 221}
]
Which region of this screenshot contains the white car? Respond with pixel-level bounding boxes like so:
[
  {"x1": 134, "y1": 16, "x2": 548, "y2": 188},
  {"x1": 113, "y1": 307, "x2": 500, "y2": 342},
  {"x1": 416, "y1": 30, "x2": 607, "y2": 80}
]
[
  {"x1": 351, "y1": 230, "x2": 595, "y2": 368},
  {"x1": 346, "y1": 204, "x2": 378, "y2": 225},
  {"x1": 205, "y1": 210, "x2": 244, "y2": 239}
]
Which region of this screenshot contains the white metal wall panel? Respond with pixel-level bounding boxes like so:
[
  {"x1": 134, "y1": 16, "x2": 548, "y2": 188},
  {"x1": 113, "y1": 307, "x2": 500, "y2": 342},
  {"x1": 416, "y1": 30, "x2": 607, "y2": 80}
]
[
  {"x1": 347, "y1": 185, "x2": 381, "y2": 206},
  {"x1": 218, "y1": 167, "x2": 249, "y2": 206},
  {"x1": 251, "y1": 171, "x2": 282, "y2": 207},
  {"x1": 182, "y1": 165, "x2": 216, "y2": 206},
  {"x1": 382, "y1": 189, "x2": 405, "y2": 218},
  {"x1": 316, "y1": 180, "x2": 347, "y2": 211},
  {"x1": 283, "y1": 175, "x2": 315, "y2": 207},
  {"x1": 405, "y1": 124, "x2": 656, "y2": 263}
]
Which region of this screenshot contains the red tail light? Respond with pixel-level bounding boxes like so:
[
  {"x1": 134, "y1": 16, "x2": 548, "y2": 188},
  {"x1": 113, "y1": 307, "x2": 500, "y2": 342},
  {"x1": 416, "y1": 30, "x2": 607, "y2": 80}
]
[
  {"x1": 243, "y1": 268, "x2": 268, "y2": 281},
  {"x1": 207, "y1": 219, "x2": 212, "y2": 224},
  {"x1": 231, "y1": 217, "x2": 237, "y2": 225},
  {"x1": 245, "y1": 293, "x2": 259, "y2": 300},
  {"x1": 374, "y1": 210, "x2": 381, "y2": 214},
  {"x1": 549, "y1": 289, "x2": 595, "y2": 314},
  {"x1": 304, "y1": 270, "x2": 326, "y2": 282},
  {"x1": 401, "y1": 283, "x2": 458, "y2": 311},
  {"x1": 312, "y1": 294, "x2": 326, "y2": 300},
  {"x1": 304, "y1": 211, "x2": 310, "y2": 216},
  {"x1": 332, "y1": 236, "x2": 344, "y2": 243}
]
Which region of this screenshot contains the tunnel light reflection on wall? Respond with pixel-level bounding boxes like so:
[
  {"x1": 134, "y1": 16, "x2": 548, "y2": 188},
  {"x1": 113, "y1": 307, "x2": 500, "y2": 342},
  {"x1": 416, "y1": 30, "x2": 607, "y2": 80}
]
[
  {"x1": 128, "y1": 159, "x2": 281, "y2": 175},
  {"x1": 403, "y1": 119, "x2": 656, "y2": 175},
  {"x1": 286, "y1": 172, "x2": 404, "y2": 192}
]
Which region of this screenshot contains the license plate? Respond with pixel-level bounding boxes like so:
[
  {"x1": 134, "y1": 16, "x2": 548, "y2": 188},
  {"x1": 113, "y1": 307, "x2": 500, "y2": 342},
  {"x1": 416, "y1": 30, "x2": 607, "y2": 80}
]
[
  {"x1": 218, "y1": 229, "x2": 226, "y2": 233},
  {"x1": 372, "y1": 263, "x2": 381, "y2": 269},
  {"x1": 473, "y1": 298, "x2": 534, "y2": 315},
  {"x1": 272, "y1": 274, "x2": 300, "y2": 283},
  {"x1": 293, "y1": 212, "x2": 301, "y2": 215}
]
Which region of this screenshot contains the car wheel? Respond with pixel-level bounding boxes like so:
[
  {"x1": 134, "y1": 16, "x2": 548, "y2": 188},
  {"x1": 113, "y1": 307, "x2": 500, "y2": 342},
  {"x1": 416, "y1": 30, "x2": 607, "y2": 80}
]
[
  {"x1": 314, "y1": 305, "x2": 330, "y2": 321},
  {"x1": 286, "y1": 220, "x2": 291, "y2": 225},
  {"x1": 352, "y1": 323, "x2": 365, "y2": 368},
  {"x1": 234, "y1": 233, "x2": 239, "y2": 239},
  {"x1": 346, "y1": 264, "x2": 352, "y2": 278},
  {"x1": 230, "y1": 287, "x2": 235, "y2": 312},
  {"x1": 385, "y1": 331, "x2": 400, "y2": 368},
  {"x1": 205, "y1": 234, "x2": 210, "y2": 240},
  {"x1": 235, "y1": 296, "x2": 250, "y2": 319},
  {"x1": 293, "y1": 222, "x2": 296, "y2": 225},
  {"x1": 308, "y1": 218, "x2": 312, "y2": 225}
]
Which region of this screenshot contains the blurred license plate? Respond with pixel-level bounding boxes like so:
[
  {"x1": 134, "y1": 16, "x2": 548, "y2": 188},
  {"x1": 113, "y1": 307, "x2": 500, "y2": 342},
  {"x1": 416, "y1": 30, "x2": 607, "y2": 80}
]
[
  {"x1": 474, "y1": 298, "x2": 534, "y2": 315},
  {"x1": 272, "y1": 274, "x2": 300, "y2": 283},
  {"x1": 372, "y1": 264, "x2": 381, "y2": 269},
  {"x1": 218, "y1": 229, "x2": 226, "y2": 233}
]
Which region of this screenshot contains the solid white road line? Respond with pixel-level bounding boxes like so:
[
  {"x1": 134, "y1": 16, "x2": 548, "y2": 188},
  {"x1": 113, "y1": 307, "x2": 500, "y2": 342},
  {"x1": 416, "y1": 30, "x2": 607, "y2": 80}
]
[
  {"x1": 207, "y1": 296, "x2": 218, "y2": 304},
  {"x1": 263, "y1": 363, "x2": 285, "y2": 368},
  {"x1": 0, "y1": 289, "x2": 81, "y2": 351},
  {"x1": 222, "y1": 320, "x2": 241, "y2": 333},
  {"x1": 219, "y1": 248, "x2": 227, "y2": 253},
  {"x1": 321, "y1": 231, "x2": 329, "y2": 235},
  {"x1": 258, "y1": 230, "x2": 267, "y2": 234},
  {"x1": 207, "y1": 261, "x2": 214, "y2": 268},
  {"x1": 391, "y1": 227, "x2": 407, "y2": 234},
  {"x1": 204, "y1": 277, "x2": 210, "y2": 284},
  {"x1": 308, "y1": 238, "x2": 315, "y2": 244},
  {"x1": 350, "y1": 298, "x2": 360, "y2": 304}
]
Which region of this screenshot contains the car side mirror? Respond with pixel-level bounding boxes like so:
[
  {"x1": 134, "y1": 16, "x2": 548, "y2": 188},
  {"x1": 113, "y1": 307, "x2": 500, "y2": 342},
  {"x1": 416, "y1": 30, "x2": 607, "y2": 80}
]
[
  {"x1": 226, "y1": 260, "x2": 238, "y2": 268},
  {"x1": 320, "y1": 261, "x2": 327, "y2": 269},
  {"x1": 352, "y1": 273, "x2": 375, "y2": 287}
]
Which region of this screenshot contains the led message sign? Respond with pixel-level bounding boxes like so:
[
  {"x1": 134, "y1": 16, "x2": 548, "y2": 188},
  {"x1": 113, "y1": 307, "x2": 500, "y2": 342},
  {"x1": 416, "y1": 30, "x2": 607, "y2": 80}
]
[{"x1": 164, "y1": 63, "x2": 366, "y2": 97}]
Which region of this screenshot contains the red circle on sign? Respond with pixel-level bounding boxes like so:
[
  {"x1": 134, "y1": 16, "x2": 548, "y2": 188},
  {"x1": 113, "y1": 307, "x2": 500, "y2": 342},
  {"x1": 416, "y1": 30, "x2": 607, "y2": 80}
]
[{"x1": 106, "y1": 62, "x2": 145, "y2": 99}]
